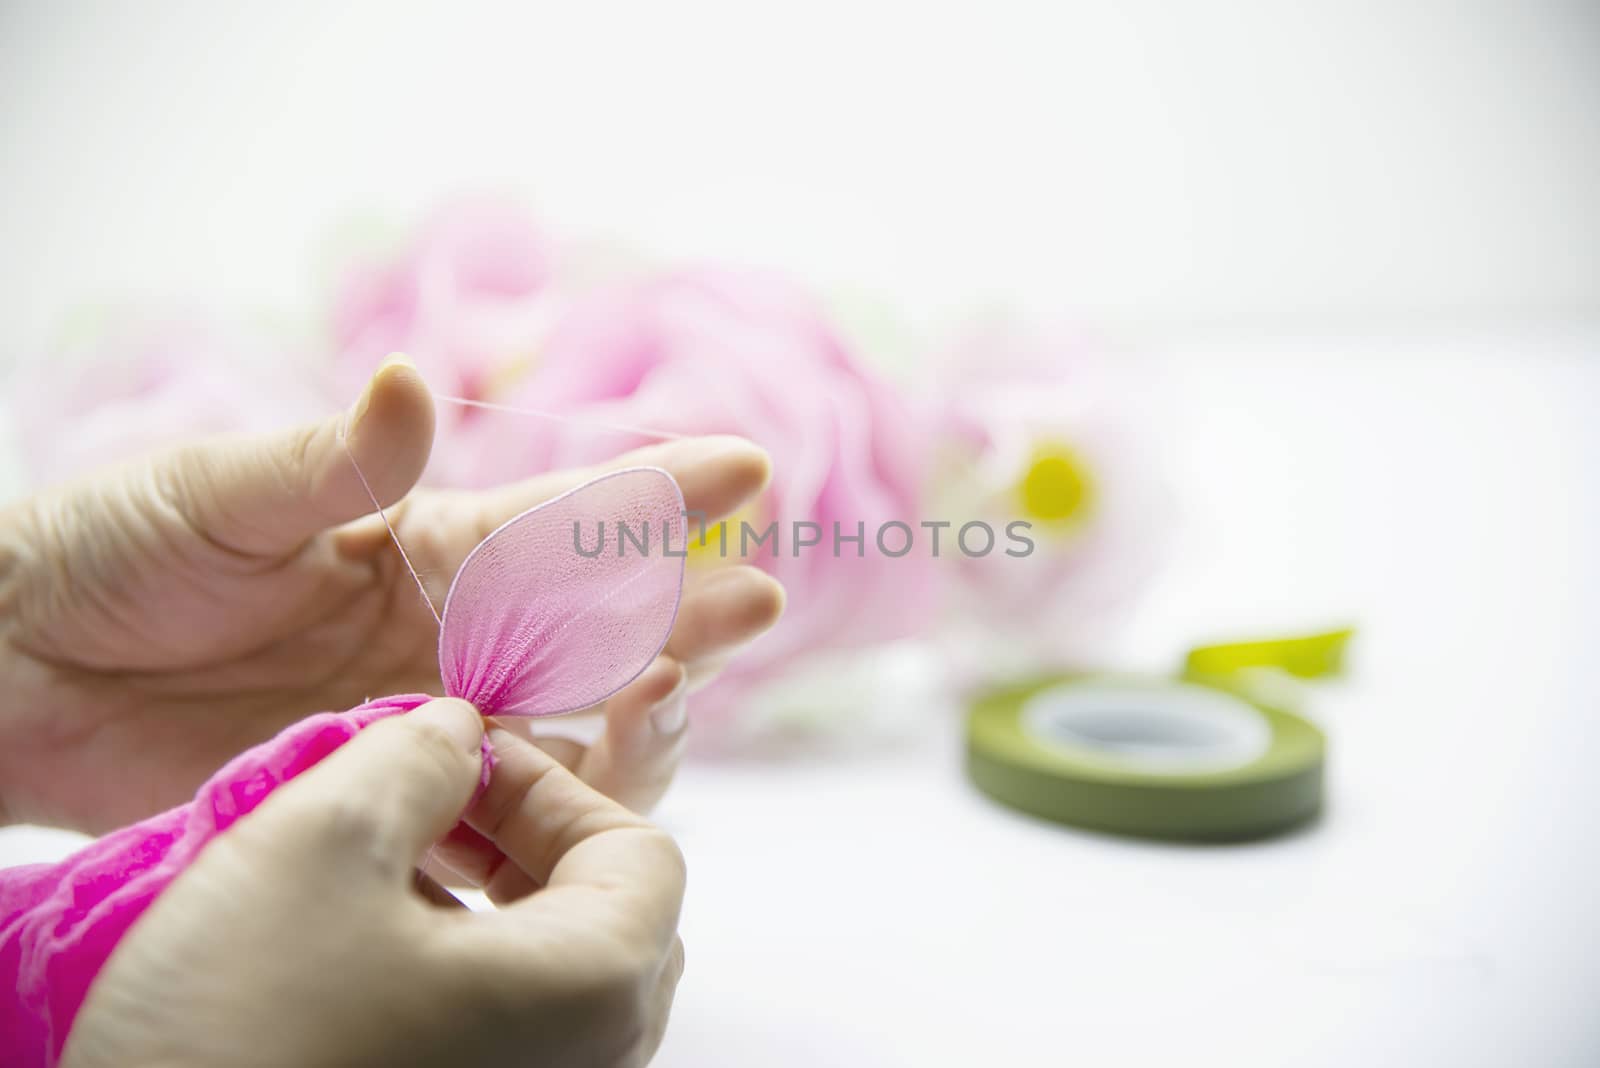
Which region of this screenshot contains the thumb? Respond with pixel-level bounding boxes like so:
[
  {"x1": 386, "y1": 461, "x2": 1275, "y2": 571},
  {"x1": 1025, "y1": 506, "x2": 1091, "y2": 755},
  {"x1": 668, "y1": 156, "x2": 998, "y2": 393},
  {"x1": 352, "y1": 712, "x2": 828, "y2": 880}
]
[
  {"x1": 262, "y1": 699, "x2": 486, "y2": 881},
  {"x1": 156, "y1": 354, "x2": 434, "y2": 557}
]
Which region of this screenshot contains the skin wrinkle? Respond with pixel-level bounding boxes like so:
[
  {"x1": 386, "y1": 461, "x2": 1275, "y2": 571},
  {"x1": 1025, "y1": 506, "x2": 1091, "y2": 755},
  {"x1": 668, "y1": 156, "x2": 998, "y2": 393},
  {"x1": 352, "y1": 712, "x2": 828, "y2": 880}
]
[
  {"x1": 153, "y1": 454, "x2": 271, "y2": 573},
  {"x1": 15, "y1": 479, "x2": 198, "y2": 668},
  {"x1": 21, "y1": 460, "x2": 422, "y2": 689},
  {"x1": 522, "y1": 809, "x2": 621, "y2": 899},
  {"x1": 150, "y1": 460, "x2": 387, "y2": 652},
  {"x1": 0, "y1": 514, "x2": 41, "y2": 659},
  {"x1": 282, "y1": 422, "x2": 326, "y2": 513},
  {"x1": 238, "y1": 529, "x2": 423, "y2": 705},
  {"x1": 475, "y1": 755, "x2": 557, "y2": 844},
  {"x1": 200, "y1": 424, "x2": 319, "y2": 558},
  {"x1": 35, "y1": 493, "x2": 134, "y2": 659},
  {"x1": 129, "y1": 478, "x2": 250, "y2": 641},
  {"x1": 11, "y1": 558, "x2": 381, "y2": 696},
  {"x1": 1, "y1": 519, "x2": 424, "y2": 828},
  {"x1": 467, "y1": 736, "x2": 641, "y2": 885}
]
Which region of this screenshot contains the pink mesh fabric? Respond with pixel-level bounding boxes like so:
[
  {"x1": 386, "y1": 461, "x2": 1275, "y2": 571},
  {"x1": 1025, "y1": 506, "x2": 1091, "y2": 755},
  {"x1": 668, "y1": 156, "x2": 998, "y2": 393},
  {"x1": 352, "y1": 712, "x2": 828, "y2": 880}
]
[
  {"x1": 440, "y1": 466, "x2": 687, "y2": 716},
  {"x1": 0, "y1": 467, "x2": 687, "y2": 1066},
  {"x1": 0, "y1": 695, "x2": 436, "y2": 1065}
]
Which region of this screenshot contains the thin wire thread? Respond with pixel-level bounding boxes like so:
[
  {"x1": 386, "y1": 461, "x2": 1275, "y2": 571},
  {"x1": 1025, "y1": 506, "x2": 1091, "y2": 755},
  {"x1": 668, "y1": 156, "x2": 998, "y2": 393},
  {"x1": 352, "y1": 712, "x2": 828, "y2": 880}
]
[
  {"x1": 432, "y1": 394, "x2": 687, "y2": 441},
  {"x1": 341, "y1": 436, "x2": 444, "y2": 628},
  {"x1": 340, "y1": 394, "x2": 687, "y2": 629}
]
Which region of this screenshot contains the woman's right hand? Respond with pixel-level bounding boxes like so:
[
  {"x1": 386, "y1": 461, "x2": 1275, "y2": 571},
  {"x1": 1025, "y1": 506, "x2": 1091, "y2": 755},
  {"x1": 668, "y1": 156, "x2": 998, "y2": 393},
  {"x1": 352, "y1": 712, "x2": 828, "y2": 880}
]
[{"x1": 63, "y1": 698, "x2": 687, "y2": 1068}]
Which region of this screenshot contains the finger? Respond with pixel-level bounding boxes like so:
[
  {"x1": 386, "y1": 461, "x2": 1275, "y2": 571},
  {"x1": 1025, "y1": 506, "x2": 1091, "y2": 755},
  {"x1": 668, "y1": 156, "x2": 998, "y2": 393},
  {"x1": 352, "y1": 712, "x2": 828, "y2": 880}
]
[
  {"x1": 525, "y1": 735, "x2": 587, "y2": 771},
  {"x1": 573, "y1": 655, "x2": 689, "y2": 813},
  {"x1": 491, "y1": 566, "x2": 784, "y2": 796},
  {"x1": 481, "y1": 856, "x2": 544, "y2": 906},
  {"x1": 591, "y1": 658, "x2": 689, "y2": 809},
  {"x1": 637, "y1": 936, "x2": 687, "y2": 1066},
  {"x1": 471, "y1": 725, "x2": 588, "y2": 772},
  {"x1": 664, "y1": 566, "x2": 786, "y2": 684},
  {"x1": 260, "y1": 698, "x2": 484, "y2": 883},
  {"x1": 423, "y1": 729, "x2": 591, "y2": 887},
  {"x1": 156, "y1": 354, "x2": 434, "y2": 556},
  {"x1": 425, "y1": 822, "x2": 509, "y2": 888},
  {"x1": 471, "y1": 435, "x2": 771, "y2": 540},
  {"x1": 488, "y1": 656, "x2": 686, "y2": 815},
  {"x1": 473, "y1": 723, "x2": 587, "y2": 775},
  {"x1": 463, "y1": 729, "x2": 686, "y2": 940}
]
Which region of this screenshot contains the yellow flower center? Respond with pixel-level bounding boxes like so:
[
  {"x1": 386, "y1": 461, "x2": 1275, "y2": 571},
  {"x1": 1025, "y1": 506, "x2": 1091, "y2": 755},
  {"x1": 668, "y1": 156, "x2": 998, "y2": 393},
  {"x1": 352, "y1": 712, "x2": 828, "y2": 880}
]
[
  {"x1": 480, "y1": 348, "x2": 540, "y2": 401},
  {"x1": 1017, "y1": 442, "x2": 1094, "y2": 525},
  {"x1": 686, "y1": 502, "x2": 765, "y2": 566}
]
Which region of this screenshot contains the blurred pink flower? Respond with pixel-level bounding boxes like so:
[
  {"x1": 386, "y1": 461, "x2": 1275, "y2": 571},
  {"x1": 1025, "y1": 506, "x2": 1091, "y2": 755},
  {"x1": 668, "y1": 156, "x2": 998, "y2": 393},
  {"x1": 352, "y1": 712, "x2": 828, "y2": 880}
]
[
  {"x1": 330, "y1": 198, "x2": 559, "y2": 411},
  {"x1": 13, "y1": 197, "x2": 1161, "y2": 739},
  {"x1": 928, "y1": 322, "x2": 1167, "y2": 681},
  {"x1": 8, "y1": 317, "x2": 327, "y2": 490},
  {"x1": 328, "y1": 201, "x2": 946, "y2": 729},
  {"x1": 446, "y1": 268, "x2": 942, "y2": 725}
]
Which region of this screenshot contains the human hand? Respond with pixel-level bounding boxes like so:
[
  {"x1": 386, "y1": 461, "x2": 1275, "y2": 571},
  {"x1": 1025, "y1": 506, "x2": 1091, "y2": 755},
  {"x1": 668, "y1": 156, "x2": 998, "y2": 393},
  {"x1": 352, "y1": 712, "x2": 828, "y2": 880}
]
[
  {"x1": 0, "y1": 358, "x2": 783, "y2": 831},
  {"x1": 63, "y1": 698, "x2": 687, "y2": 1068}
]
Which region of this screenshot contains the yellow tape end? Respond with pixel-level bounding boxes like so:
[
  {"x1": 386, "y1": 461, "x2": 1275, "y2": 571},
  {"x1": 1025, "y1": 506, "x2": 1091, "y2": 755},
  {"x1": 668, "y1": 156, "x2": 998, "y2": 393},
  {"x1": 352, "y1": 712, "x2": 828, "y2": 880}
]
[{"x1": 1183, "y1": 627, "x2": 1355, "y2": 681}]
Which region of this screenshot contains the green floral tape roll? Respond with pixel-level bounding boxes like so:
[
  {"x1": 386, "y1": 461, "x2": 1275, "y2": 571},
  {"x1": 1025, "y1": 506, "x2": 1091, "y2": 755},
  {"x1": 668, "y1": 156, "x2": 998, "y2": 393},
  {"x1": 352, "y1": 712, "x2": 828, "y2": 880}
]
[{"x1": 966, "y1": 674, "x2": 1324, "y2": 841}]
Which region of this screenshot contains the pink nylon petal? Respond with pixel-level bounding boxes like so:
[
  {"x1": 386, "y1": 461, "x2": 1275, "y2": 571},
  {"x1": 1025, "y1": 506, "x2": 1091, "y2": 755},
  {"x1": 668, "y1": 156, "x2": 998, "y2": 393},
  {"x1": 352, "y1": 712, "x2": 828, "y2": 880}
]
[{"x1": 439, "y1": 466, "x2": 687, "y2": 716}]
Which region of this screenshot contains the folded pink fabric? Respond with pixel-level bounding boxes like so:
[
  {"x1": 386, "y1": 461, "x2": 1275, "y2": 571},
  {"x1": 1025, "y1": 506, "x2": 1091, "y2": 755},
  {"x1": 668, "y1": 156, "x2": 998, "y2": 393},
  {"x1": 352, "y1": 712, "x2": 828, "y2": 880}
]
[
  {"x1": 0, "y1": 695, "x2": 446, "y2": 1064},
  {"x1": 0, "y1": 467, "x2": 686, "y2": 1066}
]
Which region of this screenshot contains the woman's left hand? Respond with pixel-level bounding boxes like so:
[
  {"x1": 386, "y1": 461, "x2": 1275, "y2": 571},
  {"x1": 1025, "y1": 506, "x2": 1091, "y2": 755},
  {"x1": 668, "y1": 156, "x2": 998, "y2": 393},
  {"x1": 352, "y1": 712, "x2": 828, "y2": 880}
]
[{"x1": 0, "y1": 358, "x2": 783, "y2": 832}]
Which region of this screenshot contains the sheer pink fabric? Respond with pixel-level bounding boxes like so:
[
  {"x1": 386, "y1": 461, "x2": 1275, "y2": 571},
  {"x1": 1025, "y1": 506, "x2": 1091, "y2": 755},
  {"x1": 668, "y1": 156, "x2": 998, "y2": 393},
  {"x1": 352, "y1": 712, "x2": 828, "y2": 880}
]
[
  {"x1": 441, "y1": 467, "x2": 687, "y2": 716},
  {"x1": 0, "y1": 467, "x2": 686, "y2": 1065}
]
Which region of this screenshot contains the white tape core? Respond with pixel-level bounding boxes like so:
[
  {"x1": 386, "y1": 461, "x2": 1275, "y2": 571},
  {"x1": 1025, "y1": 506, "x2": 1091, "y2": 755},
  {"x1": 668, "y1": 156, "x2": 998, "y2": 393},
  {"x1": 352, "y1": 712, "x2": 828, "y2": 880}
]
[{"x1": 1020, "y1": 680, "x2": 1271, "y2": 772}]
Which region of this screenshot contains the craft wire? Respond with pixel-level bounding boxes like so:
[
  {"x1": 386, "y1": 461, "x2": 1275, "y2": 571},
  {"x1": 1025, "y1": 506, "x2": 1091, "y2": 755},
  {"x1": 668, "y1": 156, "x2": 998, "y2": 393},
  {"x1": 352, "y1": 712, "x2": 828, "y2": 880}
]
[
  {"x1": 341, "y1": 436, "x2": 444, "y2": 628},
  {"x1": 432, "y1": 393, "x2": 687, "y2": 441},
  {"x1": 344, "y1": 393, "x2": 687, "y2": 629}
]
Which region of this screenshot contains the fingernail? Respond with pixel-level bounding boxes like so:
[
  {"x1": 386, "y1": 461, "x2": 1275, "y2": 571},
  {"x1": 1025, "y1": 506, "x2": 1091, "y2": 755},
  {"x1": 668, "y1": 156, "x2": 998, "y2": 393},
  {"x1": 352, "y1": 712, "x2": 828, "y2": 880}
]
[
  {"x1": 340, "y1": 354, "x2": 415, "y2": 441},
  {"x1": 413, "y1": 698, "x2": 485, "y2": 753},
  {"x1": 650, "y1": 691, "x2": 688, "y2": 735}
]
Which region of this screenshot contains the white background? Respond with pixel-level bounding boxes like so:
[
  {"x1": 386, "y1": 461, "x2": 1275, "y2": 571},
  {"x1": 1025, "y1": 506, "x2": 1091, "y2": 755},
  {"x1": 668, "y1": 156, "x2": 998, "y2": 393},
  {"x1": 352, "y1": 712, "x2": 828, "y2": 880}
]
[
  {"x1": 2, "y1": 3, "x2": 1598, "y2": 1066},
  {"x1": 1, "y1": 0, "x2": 1596, "y2": 351}
]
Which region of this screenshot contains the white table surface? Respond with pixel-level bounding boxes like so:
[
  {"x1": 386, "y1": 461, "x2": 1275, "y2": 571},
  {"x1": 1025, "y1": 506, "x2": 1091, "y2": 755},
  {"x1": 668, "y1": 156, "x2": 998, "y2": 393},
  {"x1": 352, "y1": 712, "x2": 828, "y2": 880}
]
[{"x1": 4, "y1": 333, "x2": 1597, "y2": 1065}]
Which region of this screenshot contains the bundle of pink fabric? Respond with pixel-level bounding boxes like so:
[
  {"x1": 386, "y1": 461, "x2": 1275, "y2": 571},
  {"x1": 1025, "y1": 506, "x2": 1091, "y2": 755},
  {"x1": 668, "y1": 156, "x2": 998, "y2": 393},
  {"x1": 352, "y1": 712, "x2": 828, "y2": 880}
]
[{"x1": 0, "y1": 468, "x2": 687, "y2": 1066}]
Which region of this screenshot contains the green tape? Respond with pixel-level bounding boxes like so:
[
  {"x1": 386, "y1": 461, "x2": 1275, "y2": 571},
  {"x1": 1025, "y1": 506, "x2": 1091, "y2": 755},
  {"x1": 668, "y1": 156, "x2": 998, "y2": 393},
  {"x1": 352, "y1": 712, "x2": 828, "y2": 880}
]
[
  {"x1": 1183, "y1": 627, "x2": 1354, "y2": 680},
  {"x1": 966, "y1": 674, "x2": 1324, "y2": 841}
]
